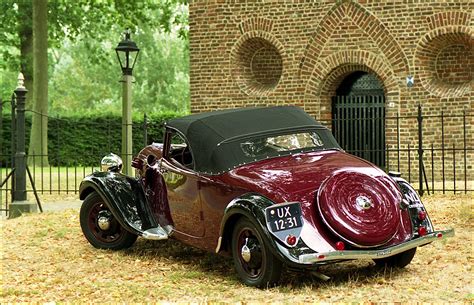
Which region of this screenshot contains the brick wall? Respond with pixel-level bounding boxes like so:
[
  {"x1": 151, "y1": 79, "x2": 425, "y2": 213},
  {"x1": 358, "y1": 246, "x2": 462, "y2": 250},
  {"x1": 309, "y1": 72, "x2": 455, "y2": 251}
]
[{"x1": 189, "y1": 0, "x2": 473, "y2": 184}]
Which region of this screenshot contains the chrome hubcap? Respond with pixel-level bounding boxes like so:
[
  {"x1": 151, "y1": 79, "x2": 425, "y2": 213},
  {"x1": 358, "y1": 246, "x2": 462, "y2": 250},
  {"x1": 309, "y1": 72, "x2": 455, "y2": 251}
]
[
  {"x1": 356, "y1": 195, "x2": 372, "y2": 210},
  {"x1": 97, "y1": 216, "x2": 111, "y2": 230},
  {"x1": 241, "y1": 238, "x2": 251, "y2": 263}
]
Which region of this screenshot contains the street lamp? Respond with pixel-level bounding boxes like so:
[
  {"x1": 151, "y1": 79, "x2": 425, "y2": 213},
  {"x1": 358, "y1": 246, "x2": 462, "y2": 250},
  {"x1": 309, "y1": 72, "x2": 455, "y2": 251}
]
[
  {"x1": 115, "y1": 29, "x2": 140, "y2": 76},
  {"x1": 115, "y1": 29, "x2": 139, "y2": 176}
]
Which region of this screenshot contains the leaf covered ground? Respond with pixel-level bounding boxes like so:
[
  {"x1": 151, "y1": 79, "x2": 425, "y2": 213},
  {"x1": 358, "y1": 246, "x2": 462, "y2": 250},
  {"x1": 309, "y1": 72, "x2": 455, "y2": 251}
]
[{"x1": 1, "y1": 194, "x2": 472, "y2": 302}]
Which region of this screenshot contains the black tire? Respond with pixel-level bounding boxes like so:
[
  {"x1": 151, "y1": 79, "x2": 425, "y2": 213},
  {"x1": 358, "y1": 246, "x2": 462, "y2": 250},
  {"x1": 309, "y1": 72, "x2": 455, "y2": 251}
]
[
  {"x1": 231, "y1": 218, "x2": 283, "y2": 288},
  {"x1": 80, "y1": 192, "x2": 137, "y2": 250},
  {"x1": 373, "y1": 248, "x2": 417, "y2": 268}
]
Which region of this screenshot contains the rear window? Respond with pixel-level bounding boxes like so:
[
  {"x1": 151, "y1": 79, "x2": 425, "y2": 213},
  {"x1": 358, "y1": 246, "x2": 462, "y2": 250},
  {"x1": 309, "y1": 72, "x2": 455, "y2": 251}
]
[{"x1": 240, "y1": 131, "x2": 334, "y2": 158}]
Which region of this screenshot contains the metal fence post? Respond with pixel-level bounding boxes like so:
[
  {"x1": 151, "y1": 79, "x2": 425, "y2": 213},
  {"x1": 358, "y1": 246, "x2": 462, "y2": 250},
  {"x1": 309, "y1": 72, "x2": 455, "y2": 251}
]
[
  {"x1": 10, "y1": 94, "x2": 16, "y2": 166},
  {"x1": 10, "y1": 93, "x2": 16, "y2": 203},
  {"x1": 417, "y1": 104, "x2": 424, "y2": 196},
  {"x1": 9, "y1": 73, "x2": 37, "y2": 218}
]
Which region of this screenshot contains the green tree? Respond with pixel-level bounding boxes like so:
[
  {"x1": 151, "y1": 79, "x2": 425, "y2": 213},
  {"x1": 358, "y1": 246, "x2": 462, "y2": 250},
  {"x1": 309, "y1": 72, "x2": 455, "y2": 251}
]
[
  {"x1": 49, "y1": 27, "x2": 190, "y2": 116},
  {"x1": 134, "y1": 27, "x2": 190, "y2": 113},
  {"x1": 0, "y1": 0, "x2": 188, "y2": 166}
]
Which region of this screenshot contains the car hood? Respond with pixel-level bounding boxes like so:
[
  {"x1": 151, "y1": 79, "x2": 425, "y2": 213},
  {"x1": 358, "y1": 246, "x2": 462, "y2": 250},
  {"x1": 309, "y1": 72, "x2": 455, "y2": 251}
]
[{"x1": 221, "y1": 150, "x2": 389, "y2": 204}]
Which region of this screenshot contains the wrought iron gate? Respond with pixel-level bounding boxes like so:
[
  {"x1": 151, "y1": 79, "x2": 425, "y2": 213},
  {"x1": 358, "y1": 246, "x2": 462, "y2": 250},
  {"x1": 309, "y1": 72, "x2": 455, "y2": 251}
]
[{"x1": 332, "y1": 95, "x2": 386, "y2": 168}]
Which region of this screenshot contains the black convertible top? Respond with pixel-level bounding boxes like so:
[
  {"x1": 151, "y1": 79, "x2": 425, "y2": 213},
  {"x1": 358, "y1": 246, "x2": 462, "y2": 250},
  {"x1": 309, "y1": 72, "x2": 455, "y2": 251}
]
[{"x1": 165, "y1": 106, "x2": 337, "y2": 174}]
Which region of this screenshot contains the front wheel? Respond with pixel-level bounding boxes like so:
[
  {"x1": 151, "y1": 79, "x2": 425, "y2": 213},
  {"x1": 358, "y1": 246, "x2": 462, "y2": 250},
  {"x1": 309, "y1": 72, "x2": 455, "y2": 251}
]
[
  {"x1": 80, "y1": 192, "x2": 137, "y2": 250},
  {"x1": 231, "y1": 218, "x2": 283, "y2": 287},
  {"x1": 373, "y1": 248, "x2": 417, "y2": 268}
]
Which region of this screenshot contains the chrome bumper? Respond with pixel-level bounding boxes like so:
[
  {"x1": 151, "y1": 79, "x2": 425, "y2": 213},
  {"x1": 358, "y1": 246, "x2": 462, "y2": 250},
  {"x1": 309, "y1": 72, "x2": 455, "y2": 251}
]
[{"x1": 299, "y1": 229, "x2": 454, "y2": 264}]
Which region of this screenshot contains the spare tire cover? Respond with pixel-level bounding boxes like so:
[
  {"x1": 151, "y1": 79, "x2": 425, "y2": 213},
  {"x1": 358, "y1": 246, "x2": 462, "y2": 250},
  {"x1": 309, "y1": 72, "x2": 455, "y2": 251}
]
[{"x1": 317, "y1": 171, "x2": 401, "y2": 247}]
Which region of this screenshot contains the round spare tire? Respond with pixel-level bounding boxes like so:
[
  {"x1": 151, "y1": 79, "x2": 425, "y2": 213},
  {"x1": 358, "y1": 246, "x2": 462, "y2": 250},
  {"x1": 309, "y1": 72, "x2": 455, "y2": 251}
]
[{"x1": 317, "y1": 171, "x2": 401, "y2": 247}]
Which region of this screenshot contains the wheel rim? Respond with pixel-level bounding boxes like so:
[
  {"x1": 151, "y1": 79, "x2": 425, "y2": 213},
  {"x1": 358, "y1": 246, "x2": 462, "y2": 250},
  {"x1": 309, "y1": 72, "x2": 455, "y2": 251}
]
[
  {"x1": 236, "y1": 227, "x2": 264, "y2": 279},
  {"x1": 87, "y1": 201, "x2": 124, "y2": 243}
]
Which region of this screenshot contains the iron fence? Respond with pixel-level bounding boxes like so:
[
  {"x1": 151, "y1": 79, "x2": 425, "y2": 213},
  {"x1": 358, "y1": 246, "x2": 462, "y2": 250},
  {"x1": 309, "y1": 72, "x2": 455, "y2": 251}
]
[{"x1": 1, "y1": 97, "x2": 472, "y2": 216}]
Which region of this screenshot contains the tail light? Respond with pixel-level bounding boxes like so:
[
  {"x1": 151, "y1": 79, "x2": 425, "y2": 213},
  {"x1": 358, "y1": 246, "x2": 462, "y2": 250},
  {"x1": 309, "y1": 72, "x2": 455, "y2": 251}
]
[
  {"x1": 286, "y1": 235, "x2": 297, "y2": 246},
  {"x1": 418, "y1": 226, "x2": 427, "y2": 236},
  {"x1": 418, "y1": 210, "x2": 427, "y2": 221},
  {"x1": 335, "y1": 241, "x2": 345, "y2": 251}
]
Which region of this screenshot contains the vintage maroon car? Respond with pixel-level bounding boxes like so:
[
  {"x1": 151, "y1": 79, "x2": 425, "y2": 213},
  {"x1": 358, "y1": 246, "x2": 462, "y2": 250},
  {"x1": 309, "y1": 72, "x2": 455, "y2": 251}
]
[{"x1": 79, "y1": 106, "x2": 453, "y2": 287}]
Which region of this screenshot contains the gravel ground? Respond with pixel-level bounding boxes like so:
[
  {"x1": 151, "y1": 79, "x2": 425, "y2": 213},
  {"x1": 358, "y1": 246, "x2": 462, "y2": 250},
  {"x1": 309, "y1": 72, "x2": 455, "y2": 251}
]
[{"x1": 0, "y1": 194, "x2": 472, "y2": 302}]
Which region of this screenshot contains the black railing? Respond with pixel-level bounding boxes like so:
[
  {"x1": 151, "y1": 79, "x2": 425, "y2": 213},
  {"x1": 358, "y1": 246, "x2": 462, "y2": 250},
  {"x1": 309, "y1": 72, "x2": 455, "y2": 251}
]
[
  {"x1": 322, "y1": 107, "x2": 472, "y2": 195},
  {"x1": 1, "y1": 100, "x2": 472, "y2": 215}
]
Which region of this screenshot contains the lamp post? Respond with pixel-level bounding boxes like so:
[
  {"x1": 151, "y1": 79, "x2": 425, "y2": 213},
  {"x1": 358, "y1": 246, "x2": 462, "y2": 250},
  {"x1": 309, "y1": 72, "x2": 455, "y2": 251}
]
[{"x1": 115, "y1": 29, "x2": 139, "y2": 176}]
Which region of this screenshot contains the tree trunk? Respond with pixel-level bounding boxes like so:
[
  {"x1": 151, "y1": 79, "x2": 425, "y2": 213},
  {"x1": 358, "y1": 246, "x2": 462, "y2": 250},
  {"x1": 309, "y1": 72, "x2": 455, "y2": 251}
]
[
  {"x1": 18, "y1": 1, "x2": 33, "y2": 109},
  {"x1": 28, "y1": 0, "x2": 49, "y2": 167}
]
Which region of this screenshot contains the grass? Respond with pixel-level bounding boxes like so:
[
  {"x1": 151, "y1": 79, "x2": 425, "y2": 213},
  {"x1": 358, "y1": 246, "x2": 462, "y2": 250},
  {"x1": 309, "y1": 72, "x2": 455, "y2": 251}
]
[{"x1": 0, "y1": 194, "x2": 472, "y2": 302}]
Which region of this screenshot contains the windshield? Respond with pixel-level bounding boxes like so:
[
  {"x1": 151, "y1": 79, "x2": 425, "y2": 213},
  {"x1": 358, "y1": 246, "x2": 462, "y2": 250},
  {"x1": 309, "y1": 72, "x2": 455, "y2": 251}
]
[{"x1": 240, "y1": 130, "x2": 337, "y2": 158}]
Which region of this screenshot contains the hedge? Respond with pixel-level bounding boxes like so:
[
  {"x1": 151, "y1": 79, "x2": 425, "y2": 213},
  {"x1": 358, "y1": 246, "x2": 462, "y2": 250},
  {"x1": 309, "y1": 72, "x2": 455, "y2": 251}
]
[{"x1": 0, "y1": 112, "x2": 182, "y2": 166}]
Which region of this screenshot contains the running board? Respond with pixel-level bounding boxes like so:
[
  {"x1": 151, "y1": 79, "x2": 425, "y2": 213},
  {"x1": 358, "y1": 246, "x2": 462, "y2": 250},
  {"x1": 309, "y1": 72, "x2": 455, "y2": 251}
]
[{"x1": 141, "y1": 225, "x2": 174, "y2": 240}]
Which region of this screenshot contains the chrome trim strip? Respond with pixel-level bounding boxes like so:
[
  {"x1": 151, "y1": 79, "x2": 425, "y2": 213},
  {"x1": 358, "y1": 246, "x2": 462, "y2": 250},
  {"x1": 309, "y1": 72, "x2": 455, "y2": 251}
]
[
  {"x1": 215, "y1": 236, "x2": 223, "y2": 253},
  {"x1": 298, "y1": 229, "x2": 454, "y2": 264}
]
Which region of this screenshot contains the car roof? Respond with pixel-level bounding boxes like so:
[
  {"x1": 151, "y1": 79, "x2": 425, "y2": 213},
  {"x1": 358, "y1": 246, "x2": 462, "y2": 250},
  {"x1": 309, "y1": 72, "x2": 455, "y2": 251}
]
[{"x1": 165, "y1": 106, "x2": 328, "y2": 174}]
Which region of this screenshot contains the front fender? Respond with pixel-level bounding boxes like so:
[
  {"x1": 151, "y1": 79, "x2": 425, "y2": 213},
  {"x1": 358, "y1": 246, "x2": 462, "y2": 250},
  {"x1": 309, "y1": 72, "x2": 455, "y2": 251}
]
[
  {"x1": 79, "y1": 171, "x2": 158, "y2": 236},
  {"x1": 217, "y1": 193, "x2": 303, "y2": 266}
]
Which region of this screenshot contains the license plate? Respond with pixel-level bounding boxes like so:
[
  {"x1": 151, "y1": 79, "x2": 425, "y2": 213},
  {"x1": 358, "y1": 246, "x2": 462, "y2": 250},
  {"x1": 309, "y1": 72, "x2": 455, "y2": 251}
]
[{"x1": 265, "y1": 202, "x2": 303, "y2": 232}]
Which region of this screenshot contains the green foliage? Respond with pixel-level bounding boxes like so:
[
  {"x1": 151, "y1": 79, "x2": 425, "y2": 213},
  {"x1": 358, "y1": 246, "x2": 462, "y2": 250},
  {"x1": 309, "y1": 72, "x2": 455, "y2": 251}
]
[
  {"x1": 0, "y1": 70, "x2": 17, "y2": 100},
  {"x1": 0, "y1": 0, "x2": 189, "y2": 115},
  {"x1": 0, "y1": 0, "x2": 188, "y2": 70},
  {"x1": 0, "y1": 1, "x2": 190, "y2": 168},
  {"x1": 0, "y1": 111, "x2": 181, "y2": 166},
  {"x1": 48, "y1": 28, "x2": 190, "y2": 116}
]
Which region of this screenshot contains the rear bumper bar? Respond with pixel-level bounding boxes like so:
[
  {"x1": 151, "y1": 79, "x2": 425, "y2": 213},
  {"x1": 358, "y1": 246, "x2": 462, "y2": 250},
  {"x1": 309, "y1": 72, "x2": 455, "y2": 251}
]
[{"x1": 298, "y1": 229, "x2": 454, "y2": 264}]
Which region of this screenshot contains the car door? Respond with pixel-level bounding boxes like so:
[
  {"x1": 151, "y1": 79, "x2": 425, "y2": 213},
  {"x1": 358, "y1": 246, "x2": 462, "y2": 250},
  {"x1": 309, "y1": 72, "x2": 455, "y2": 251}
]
[{"x1": 160, "y1": 131, "x2": 205, "y2": 237}]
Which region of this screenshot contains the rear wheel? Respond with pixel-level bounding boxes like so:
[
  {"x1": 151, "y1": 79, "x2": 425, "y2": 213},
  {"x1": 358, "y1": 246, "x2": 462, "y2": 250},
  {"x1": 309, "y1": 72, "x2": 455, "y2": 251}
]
[
  {"x1": 373, "y1": 248, "x2": 417, "y2": 268},
  {"x1": 231, "y1": 218, "x2": 282, "y2": 287},
  {"x1": 80, "y1": 192, "x2": 137, "y2": 250}
]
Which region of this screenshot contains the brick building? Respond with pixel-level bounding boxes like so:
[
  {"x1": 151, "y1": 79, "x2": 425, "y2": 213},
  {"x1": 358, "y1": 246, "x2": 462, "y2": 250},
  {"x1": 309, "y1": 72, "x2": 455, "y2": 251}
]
[{"x1": 189, "y1": 1, "x2": 473, "y2": 184}]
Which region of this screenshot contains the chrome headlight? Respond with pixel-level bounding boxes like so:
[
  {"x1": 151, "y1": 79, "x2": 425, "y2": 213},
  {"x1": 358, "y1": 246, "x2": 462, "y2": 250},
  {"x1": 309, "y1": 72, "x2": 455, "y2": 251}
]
[{"x1": 101, "y1": 153, "x2": 123, "y2": 173}]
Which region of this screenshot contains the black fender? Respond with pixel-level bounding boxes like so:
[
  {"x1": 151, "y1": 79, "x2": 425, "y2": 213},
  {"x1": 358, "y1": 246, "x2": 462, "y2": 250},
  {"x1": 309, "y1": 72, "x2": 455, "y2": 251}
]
[
  {"x1": 217, "y1": 193, "x2": 302, "y2": 266},
  {"x1": 389, "y1": 173, "x2": 434, "y2": 232},
  {"x1": 79, "y1": 171, "x2": 158, "y2": 236}
]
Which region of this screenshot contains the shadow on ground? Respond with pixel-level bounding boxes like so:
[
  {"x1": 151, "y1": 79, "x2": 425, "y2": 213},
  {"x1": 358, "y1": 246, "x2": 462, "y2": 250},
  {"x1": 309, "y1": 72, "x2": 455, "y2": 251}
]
[{"x1": 115, "y1": 237, "x2": 408, "y2": 288}]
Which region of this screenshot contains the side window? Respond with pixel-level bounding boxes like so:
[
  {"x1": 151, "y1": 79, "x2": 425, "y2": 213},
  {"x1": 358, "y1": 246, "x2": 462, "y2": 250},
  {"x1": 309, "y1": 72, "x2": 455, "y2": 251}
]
[{"x1": 168, "y1": 132, "x2": 194, "y2": 169}]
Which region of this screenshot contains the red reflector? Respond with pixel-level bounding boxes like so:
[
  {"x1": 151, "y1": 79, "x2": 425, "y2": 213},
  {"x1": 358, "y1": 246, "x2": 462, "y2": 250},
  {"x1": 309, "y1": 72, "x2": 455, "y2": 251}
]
[
  {"x1": 286, "y1": 235, "x2": 297, "y2": 246},
  {"x1": 418, "y1": 211, "x2": 427, "y2": 221},
  {"x1": 318, "y1": 254, "x2": 325, "y2": 259},
  {"x1": 437, "y1": 233, "x2": 443, "y2": 238},
  {"x1": 335, "y1": 241, "x2": 345, "y2": 251},
  {"x1": 418, "y1": 226, "x2": 427, "y2": 236}
]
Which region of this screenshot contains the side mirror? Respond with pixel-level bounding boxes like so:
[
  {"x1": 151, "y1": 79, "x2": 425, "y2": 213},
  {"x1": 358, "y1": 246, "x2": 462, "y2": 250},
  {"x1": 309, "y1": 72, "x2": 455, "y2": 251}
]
[{"x1": 101, "y1": 153, "x2": 123, "y2": 173}]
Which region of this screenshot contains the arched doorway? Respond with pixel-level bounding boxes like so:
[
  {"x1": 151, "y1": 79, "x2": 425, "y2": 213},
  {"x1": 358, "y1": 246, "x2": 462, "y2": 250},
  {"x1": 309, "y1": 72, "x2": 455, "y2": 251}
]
[{"x1": 332, "y1": 71, "x2": 386, "y2": 167}]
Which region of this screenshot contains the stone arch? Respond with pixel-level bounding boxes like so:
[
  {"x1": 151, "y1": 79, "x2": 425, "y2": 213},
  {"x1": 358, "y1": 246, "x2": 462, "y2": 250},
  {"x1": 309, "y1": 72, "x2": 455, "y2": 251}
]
[
  {"x1": 230, "y1": 30, "x2": 287, "y2": 96},
  {"x1": 303, "y1": 50, "x2": 399, "y2": 120},
  {"x1": 321, "y1": 65, "x2": 386, "y2": 101},
  {"x1": 414, "y1": 25, "x2": 473, "y2": 98},
  {"x1": 425, "y1": 11, "x2": 471, "y2": 31},
  {"x1": 299, "y1": 1, "x2": 409, "y2": 79}
]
